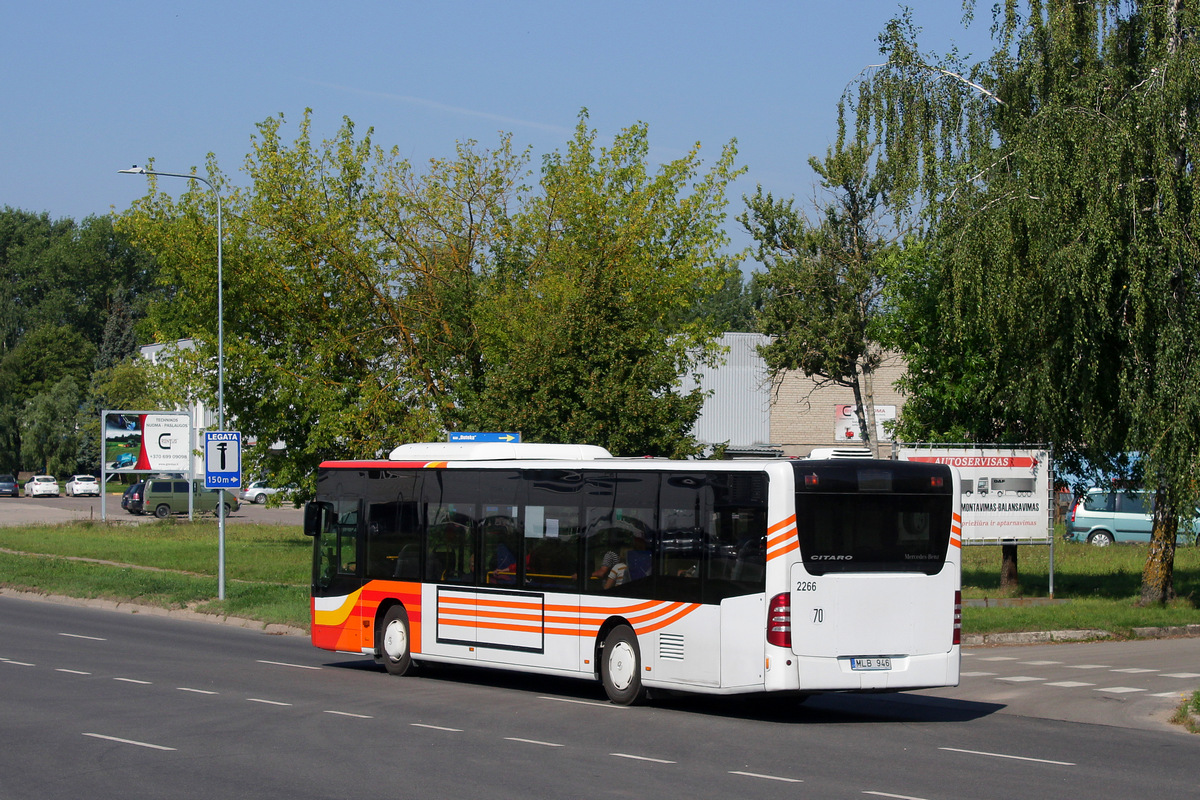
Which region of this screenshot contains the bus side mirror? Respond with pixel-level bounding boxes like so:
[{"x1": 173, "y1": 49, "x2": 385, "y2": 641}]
[{"x1": 303, "y1": 502, "x2": 324, "y2": 536}]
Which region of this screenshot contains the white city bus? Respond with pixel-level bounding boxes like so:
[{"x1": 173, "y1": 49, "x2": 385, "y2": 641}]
[{"x1": 304, "y1": 443, "x2": 961, "y2": 704}]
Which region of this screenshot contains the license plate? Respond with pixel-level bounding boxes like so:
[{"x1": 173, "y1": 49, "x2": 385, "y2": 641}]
[{"x1": 850, "y1": 657, "x2": 892, "y2": 671}]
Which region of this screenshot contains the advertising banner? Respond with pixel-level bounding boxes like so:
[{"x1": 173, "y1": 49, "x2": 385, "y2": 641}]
[
  {"x1": 103, "y1": 411, "x2": 192, "y2": 473},
  {"x1": 834, "y1": 404, "x2": 896, "y2": 443},
  {"x1": 898, "y1": 445, "x2": 1051, "y2": 543}
]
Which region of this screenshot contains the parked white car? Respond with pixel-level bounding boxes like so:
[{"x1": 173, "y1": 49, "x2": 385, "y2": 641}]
[
  {"x1": 24, "y1": 475, "x2": 60, "y2": 497},
  {"x1": 65, "y1": 475, "x2": 101, "y2": 497}
]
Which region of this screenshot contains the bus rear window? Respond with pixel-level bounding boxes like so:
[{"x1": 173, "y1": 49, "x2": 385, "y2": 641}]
[{"x1": 793, "y1": 462, "x2": 953, "y2": 575}]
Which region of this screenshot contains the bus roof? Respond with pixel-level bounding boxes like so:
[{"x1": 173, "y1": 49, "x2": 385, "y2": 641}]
[{"x1": 386, "y1": 442, "x2": 614, "y2": 461}]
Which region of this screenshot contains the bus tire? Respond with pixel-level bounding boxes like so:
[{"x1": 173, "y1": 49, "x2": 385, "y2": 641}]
[
  {"x1": 379, "y1": 606, "x2": 413, "y2": 676},
  {"x1": 601, "y1": 625, "x2": 647, "y2": 706}
]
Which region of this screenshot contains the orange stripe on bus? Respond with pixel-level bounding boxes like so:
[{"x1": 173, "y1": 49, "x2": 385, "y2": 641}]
[
  {"x1": 768, "y1": 515, "x2": 797, "y2": 534},
  {"x1": 635, "y1": 603, "x2": 700, "y2": 634}
]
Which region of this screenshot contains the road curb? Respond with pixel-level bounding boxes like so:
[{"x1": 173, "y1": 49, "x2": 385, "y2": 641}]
[
  {"x1": 963, "y1": 623, "x2": 1200, "y2": 647},
  {"x1": 0, "y1": 587, "x2": 308, "y2": 637}
]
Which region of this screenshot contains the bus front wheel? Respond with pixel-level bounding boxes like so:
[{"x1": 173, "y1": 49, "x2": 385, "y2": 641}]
[
  {"x1": 379, "y1": 606, "x2": 413, "y2": 676},
  {"x1": 601, "y1": 625, "x2": 647, "y2": 705}
]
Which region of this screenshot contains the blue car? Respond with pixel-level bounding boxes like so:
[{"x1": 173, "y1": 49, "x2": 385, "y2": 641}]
[{"x1": 1066, "y1": 488, "x2": 1199, "y2": 546}]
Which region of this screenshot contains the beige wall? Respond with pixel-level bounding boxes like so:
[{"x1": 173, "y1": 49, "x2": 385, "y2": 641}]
[{"x1": 768, "y1": 351, "x2": 908, "y2": 458}]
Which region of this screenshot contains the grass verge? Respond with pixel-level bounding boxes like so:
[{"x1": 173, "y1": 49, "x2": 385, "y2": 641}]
[
  {"x1": 962, "y1": 536, "x2": 1200, "y2": 636},
  {"x1": 1170, "y1": 691, "x2": 1200, "y2": 734},
  {"x1": 1, "y1": 520, "x2": 1198, "y2": 638}
]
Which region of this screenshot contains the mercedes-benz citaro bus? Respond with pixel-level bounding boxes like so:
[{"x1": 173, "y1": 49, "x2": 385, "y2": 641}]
[{"x1": 304, "y1": 442, "x2": 962, "y2": 705}]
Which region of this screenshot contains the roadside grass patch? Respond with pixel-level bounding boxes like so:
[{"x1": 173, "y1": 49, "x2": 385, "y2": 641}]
[
  {"x1": 1170, "y1": 691, "x2": 1200, "y2": 734},
  {"x1": 2, "y1": 520, "x2": 1199, "y2": 638}
]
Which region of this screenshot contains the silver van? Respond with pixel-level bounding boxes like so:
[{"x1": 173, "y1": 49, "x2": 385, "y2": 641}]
[{"x1": 1066, "y1": 488, "x2": 1198, "y2": 546}]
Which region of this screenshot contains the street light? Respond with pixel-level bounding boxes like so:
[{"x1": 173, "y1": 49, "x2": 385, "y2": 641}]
[{"x1": 120, "y1": 165, "x2": 228, "y2": 600}]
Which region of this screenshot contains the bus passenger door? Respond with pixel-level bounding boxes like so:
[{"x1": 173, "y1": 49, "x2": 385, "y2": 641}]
[{"x1": 309, "y1": 497, "x2": 368, "y2": 653}]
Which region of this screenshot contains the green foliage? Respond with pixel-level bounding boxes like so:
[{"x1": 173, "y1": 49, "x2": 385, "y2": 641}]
[
  {"x1": 851, "y1": 1, "x2": 1200, "y2": 602},
  {"x1": 118, "y1": 112, "x2": 526, "y2": 488},
  {"x1": 19, "y1": 376, "x2": 81, "y2": 475},
  {"x1": 472, "y1": 113, "x2": 743, "y2": 457},
  {"x1": 118, "y1": 110, "x2": 741, "y2": 472},
  {"x1": 742, "y1": 141, "x2": 893, "y2": 454},
  {"x1": 0, "y1": 209, "x2": 159, "y2": 473}
]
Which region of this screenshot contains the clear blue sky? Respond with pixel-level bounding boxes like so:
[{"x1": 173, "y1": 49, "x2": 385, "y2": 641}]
[{"x1": 2, "y1": 1, "x2": 991, "y2": 259}]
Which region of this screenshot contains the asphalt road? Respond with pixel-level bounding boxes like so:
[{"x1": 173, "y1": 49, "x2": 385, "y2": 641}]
[{"x1": 1, "y1": 595, "x2": 1196, "y2": 800}]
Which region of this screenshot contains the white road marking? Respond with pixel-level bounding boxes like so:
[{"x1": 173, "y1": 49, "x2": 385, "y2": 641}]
[
  {"x1": 411, "y1": 723, "x2": 462, "y2": 732},
  {"x1": 248, "y1": 698, "x2": 292, "y2": 706},
  {"x1": 506, "y1": 737, "x2": 564, "y2": 747},
  {"x1": 257, "y1": 660, "x2": 321, "y2": 670},
  {"x1": 1067, "y1": 664, "x2": 1109, "y2": 669},
  {"x1": 960, "y1": 671, "x2": 997, "y2": 677},
  {"x1": 59, "y1": 633, "x2": 106, "y2": 641},
  {"x1": 1095, "y1": 687, "x2": 1144, "y2": 694},
  {"x1": 940, "y1": 747, "x2": 1075, "y2": 766},
  {"x1": 977, "y1": 656, "x2": 1018, "y2": 661},
  {"x1": 863, "y1": 792, "x2": 929, "y2": 800},
  {"x1": 1019, "y1": 660, "x2": 1061, "y2": 665},
  {"x1": 730, "y1": 771, "x2": 802, "y2": 783},
  {"x1": 1162, "y1": 672, "x2": 1200, "y2": 679},
  {"x1": 178, "y1": 687, "x2": 218, "y2": 695},
  {"x1": 0, "y1": 659, "x2": 34, "y2": 666},
  {"x1": 997, "y1": 676, "x2": 1044, "y2": 682},
  {"x1": 1045, "y1": 681, "x2": 1094, "y2": 688},
  {"x1": 56, "y1": 669, "x2": 91, "y2": 675},
  {"x1": 611, "y1": 753, "x2": 676, "y2": 764},
  {"x1": 114, "y1": 678, "x2": 151, "y2": 684},
  {"x1": 1111, "y1": 668, "x2": 1157, "y2": 674},
  {"x1": 325, "y1": 710, "x2": 373, "y2": 718},
  {"x1": 83, "y1": 733, "x2": 175, "y2": 751},
  {"x1": 539, "y1": 696, "x2": 624, "y2": 709}
]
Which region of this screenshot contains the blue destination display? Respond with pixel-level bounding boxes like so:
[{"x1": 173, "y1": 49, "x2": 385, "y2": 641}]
[{"x1": 448, "y1": 432, "x2": 521, "y2": 443}]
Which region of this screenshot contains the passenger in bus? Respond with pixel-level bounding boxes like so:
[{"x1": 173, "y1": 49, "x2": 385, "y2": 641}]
[
  {"x1": 599, "y1": 531, "x2": 648, "y2": 589},
  {"x1": 591, "y1": 527, "x2": 630, "y2": 586}
]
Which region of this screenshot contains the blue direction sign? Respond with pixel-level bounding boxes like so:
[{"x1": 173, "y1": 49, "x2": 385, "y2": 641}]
[
  {"x1": 204, "y1": 431, "x2": 242, "y2": 489},
  {"x1": 448, "y1": 431, "x2": 521, "y2": 443}
]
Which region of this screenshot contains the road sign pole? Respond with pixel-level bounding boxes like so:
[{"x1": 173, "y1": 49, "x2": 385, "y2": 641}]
[{"x1": 204, "y1": 431, "x2": 241, "y2": 601}]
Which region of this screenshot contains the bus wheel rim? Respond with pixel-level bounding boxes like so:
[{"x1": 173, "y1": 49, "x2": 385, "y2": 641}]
[
  {"x1": 609, "y1": 642, "x2": 635, "y2": 690},
  {"x1": 383, "y1": 621, "x2": 408, "y2": 660}
]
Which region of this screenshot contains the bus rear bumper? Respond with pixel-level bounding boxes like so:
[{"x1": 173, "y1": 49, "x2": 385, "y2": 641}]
[{"x1": 767, "y1": 648, "x2": 960, "y2": 693}]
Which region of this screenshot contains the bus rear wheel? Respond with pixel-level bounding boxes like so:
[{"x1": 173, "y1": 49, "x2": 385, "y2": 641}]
[
  {"x1": 379, "y1": 606, "x2": 413, "y2": 676},
  {"x1": 601, "y1": 625, "x2": 647, "y2": 705}
]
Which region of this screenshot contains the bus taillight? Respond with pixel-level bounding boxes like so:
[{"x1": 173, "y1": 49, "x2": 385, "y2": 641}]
[
  {"x1": 767, "y1": 592, "x2": 791, "y2": 648},
  {"x1": 953, "y1": 590, "x2": 962, "y2": 645}
]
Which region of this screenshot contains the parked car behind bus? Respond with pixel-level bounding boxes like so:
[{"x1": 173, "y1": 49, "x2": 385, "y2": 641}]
[
  {"x1": 143, "y1": 478, "x2": 239, "y2": 518},
  {"x1": 24, "y1": 475, "x2": 59, "y2": 497},
  {"x1": 66, "y1": 475, "x2": 101, "y2": 497},
  {"x1": 1066, "y1": 488, "x2": 1199, "y2": 546}
]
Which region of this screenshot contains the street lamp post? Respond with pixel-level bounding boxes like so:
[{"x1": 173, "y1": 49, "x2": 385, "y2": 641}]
[{"x1": 119, "y1": 166, "x2": 228, "y2": 600}]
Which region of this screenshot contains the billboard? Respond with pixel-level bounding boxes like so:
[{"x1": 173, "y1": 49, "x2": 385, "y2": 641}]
[
  {"x1": 834, "y1": 404, "x2": 896, "y2": 443},
  {"x1": 898, "y1": 446, "x2": 1051, "y2": 544},
  {"x1": 103, "y1": 411, "x2": 192, "y2": 473}
]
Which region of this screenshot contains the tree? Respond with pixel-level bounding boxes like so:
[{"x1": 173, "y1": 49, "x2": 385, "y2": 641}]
[
  {"x1": 20, "y1": 376, "x2": 81, "y2": 475},
  {"x1": 687, "y1": 264, "x2": 759, "y2": 333},
  {"x1": 0, "y1": 324, "x2": 97, "y2": 472},
  {"x1": 471, "y1": 114, "x2": 743, "y2": 457},
  {"x1": 742, "y1": 141, "x2": 893, "y2": 456},
  {"x1": 118, "y1": 112, "x2": 526, "y2": 491},
  {"x1": 849, "y1": 1, "x2": 1200, "y2": 603},
  {"x1": 0, "y1": 209, "x2": 158, "y2": 474}
]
